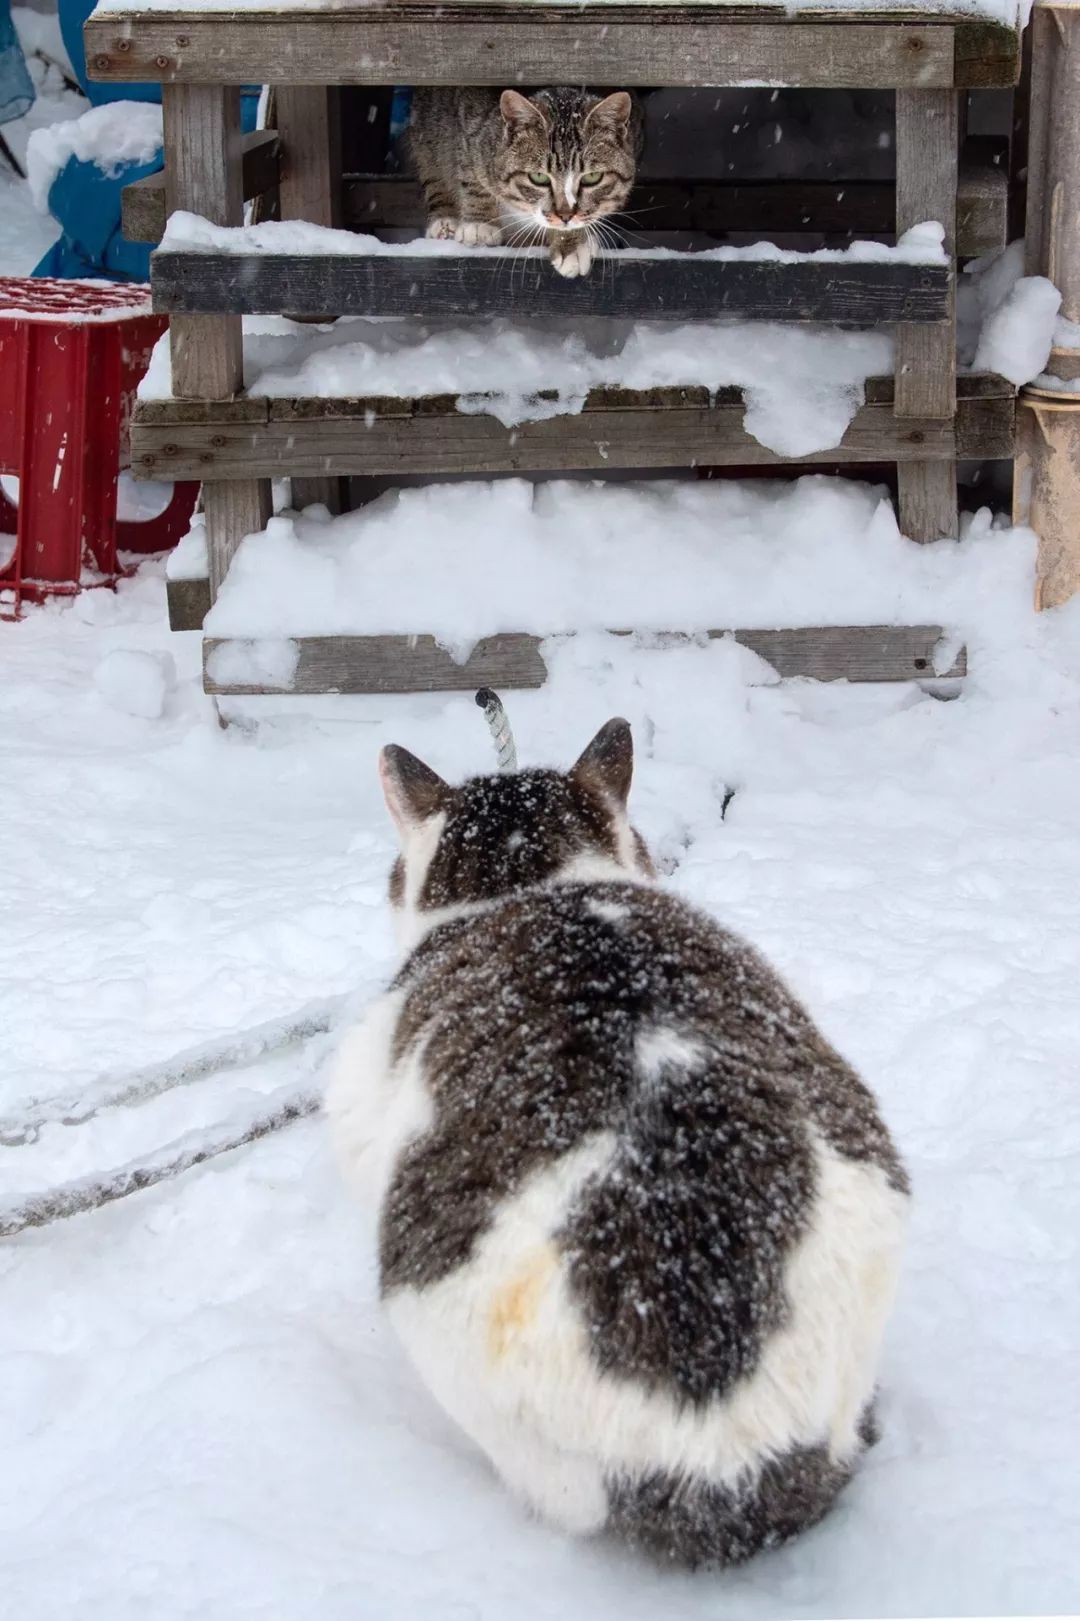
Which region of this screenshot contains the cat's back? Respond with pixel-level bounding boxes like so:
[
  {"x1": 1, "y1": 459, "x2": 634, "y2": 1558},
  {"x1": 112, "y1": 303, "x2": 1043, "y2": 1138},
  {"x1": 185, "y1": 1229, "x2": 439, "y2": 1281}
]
[{"x1": 384, "y1": 880, "x2": 906, "y2": 1373}]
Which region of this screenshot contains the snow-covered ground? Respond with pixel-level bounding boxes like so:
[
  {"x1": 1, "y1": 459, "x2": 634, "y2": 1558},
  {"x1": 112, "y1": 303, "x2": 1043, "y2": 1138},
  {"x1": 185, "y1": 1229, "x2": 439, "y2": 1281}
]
[{"x1": 3, "y1": 529, "x2": 1080, "y2": 1618}]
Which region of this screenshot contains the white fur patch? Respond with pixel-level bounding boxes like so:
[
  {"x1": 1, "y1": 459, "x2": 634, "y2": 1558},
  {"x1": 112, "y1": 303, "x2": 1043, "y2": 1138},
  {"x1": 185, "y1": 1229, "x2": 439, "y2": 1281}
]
[
  {"x1": 587, "y1": 898, "x2": 629, "y2": 924},
  {"x1": 326, "y1": 989, "x2": 433, "y2": 1211},
  {"x1": 384, "y1": 1131, "x2": 907, "y2": 1527},
  {"x1": 635, "y1": 1025, "x2": 704, "y2": 1080}
]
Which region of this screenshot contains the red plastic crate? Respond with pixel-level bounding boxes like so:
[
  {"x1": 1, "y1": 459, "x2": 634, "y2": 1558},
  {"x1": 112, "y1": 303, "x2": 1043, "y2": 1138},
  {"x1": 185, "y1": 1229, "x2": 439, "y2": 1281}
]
[{"x1": 0, "y1": 278, "x2": 199, "y2": 617}]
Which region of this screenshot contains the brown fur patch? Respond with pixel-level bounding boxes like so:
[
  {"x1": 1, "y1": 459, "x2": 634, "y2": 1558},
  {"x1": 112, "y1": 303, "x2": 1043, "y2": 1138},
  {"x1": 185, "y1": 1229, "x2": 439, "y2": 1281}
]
[{"x1": 486, "y1": 1243, "x2": 559, "y2": 1362}]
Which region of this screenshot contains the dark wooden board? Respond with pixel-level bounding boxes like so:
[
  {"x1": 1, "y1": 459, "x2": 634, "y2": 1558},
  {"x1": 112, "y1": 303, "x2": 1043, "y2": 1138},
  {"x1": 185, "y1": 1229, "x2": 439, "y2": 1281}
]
[
  {"x1": 201, "y1": 625, "x2": 967, "y2": 694},
  {"x1": 133, "y1": 383, "x2": 1015, "y2": 483},
  {"x1": 123, "y1": 162, "x2": 1008, "y2": 258},
  {"x1": 85, "y1": 8, "x2": 1020, "y2": 88},
  {"x1": 151, "y1": 248, "x2": 951, "y2": 323}
]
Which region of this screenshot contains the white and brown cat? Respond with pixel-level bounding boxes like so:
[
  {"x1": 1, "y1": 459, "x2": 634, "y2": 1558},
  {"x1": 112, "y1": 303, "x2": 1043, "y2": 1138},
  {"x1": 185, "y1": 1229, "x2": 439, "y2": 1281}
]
[
  {"x1": 328, "y1": 721, "x2": 909, "y2": 1566},
  {"x1": 407, "y1": 86, "x2": 643, "y2": 278}
]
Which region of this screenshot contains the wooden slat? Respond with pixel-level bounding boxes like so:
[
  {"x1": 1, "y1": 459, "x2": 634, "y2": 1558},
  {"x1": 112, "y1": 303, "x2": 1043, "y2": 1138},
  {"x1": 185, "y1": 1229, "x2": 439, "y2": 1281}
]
[
  {"x1": 86, "y1": 16, "x2": 963, "y2": 89},
  {"x1": 202, "y1": 625, "x2": 966, "y2": 695},
  {"x1": 150, "y1": 248, "x2": 950, "y2": 323},
  {"x1": 123, "y1": 161, "x2": 1007, "y2": 256},
  {"x1": 132, "y1": 382, "x2": 1015, "y2": 483},
  {"x1": 162, "y1": 83, "x2": 272, "y2": 598},
  {"x1": 275, "y1": 85, "x2": 350, "y2": 512},
  {"x1": 122, "y1": 130, "x2": 280, "y2": 245},
  {"x1": 168, "y1": 575, "x2": 212, "y2": 631},
  {"x1": 894, "y1": 85, "x2": 959, "y2": 544}
]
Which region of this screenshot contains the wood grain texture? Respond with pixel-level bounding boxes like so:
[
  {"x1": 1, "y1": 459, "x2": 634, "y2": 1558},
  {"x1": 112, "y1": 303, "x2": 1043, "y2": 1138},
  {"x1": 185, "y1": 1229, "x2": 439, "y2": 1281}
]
[
  {"x1": 122, "y1": 161, "x2": 1007, "y2": 255},
  {"x1": 201, "y1": 625, "x2": 967, "y2": 695},
  {"x1": 894, "y1": 85, "x2": 959, "y2": 543},
  {"x1": 276, "y1": 86, "x2": 342, "y2": 229},
  {"x1": 167, "y1": 575, "x2": 212, "y2": 631},
  {"x1": 203, "y1": 481, "x2": 272, "y2": 600},
  {"x1": 894, "y1": 87, "x2": 958, "y2": 419},
  {"x1": 160, "y1": 83, "x2": 272, "y2": 598},
  {"x1": 85, "y1": 16, "x2": 962, "y2": 89},
  {"x1": 131, "y1": 385, "x2": 1016, "y2": 483},
  {"x1": 150, "y1": 249, "x2": 951, "y2": 323}
]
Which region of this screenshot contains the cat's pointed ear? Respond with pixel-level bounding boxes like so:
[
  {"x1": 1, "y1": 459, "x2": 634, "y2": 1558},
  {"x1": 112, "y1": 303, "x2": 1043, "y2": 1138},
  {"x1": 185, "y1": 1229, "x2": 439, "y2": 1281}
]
[
  {"x1": 570, "y1": 718, "x2": 633, "y2": 808},
  {"x1": 379, "y1": 745, "x2": 449, "y2": 837},
  {"x1": 500, "y1": 89, "x2": 547, "y2": 133},
  {"x1": 585, "y1": 91, "x2": 633, "y2": 132}
]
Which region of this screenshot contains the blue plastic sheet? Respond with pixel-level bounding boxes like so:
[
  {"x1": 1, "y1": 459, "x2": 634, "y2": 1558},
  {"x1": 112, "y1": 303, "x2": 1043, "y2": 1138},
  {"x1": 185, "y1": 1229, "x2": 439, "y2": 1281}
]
[{"x1": 0, "y1": 0, "x2": 35, "y2": 127}]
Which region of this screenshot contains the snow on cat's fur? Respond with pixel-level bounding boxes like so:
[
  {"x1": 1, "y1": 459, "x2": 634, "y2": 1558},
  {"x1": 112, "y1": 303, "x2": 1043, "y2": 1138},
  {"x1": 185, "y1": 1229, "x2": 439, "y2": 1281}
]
[{"x1": 327, "y1": 720, "x2": 910, "y2": 1567}]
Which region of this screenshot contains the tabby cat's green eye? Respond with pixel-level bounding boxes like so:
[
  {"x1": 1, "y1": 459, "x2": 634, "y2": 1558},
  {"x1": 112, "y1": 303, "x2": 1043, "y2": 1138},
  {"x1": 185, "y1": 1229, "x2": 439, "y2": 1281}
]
[
  {"x1": 581, "y1": 171, "x2": 603, "y2": 185},
  {"x1": 529, "y1": 172, "x2": 551, "y2": 186}
]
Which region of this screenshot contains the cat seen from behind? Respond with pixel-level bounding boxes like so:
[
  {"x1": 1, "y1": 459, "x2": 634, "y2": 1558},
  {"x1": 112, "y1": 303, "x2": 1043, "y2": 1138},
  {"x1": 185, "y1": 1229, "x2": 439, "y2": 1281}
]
[
  {"x1": 328, "y1": 720, "x2": 910, "y2": 1567},
  {"x1": 407, "y1": 86, "x2": 643, "y2": 278}
]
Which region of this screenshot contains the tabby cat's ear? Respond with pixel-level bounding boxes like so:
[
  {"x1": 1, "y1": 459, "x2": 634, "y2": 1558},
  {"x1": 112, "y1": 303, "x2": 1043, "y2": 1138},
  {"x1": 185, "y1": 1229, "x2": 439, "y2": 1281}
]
[
  {"x1": 585, "y1": 91, "x2": 633, "y2": 132},
  {"x1": 570, "y1": 719, "x2": 633, "y2": 809},
  {"x1": 379, "y1": 746, "x2": 450, "y2": 836},
  {"x1": 500, "y1": 90, "x2": 547, "y2": 133}
]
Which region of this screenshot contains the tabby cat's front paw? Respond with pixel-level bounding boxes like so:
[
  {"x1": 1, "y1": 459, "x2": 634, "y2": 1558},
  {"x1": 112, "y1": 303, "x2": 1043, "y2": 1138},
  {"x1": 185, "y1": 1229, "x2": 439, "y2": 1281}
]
[
  {"x1": 550, "y1": 240, "x2": 594, "y2": 279},
  {"x1": 454, "y1": 221, "x2": 502, "y2": 247},
  {"x1": 426, "y1": 218, "x2": 459, "y2": 240}
]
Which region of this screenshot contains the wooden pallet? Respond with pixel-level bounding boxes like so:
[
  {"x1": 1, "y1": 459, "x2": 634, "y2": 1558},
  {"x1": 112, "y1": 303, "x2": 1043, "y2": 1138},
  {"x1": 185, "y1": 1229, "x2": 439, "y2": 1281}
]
[{"x1": 88, "y1": 0, "x2": 1017, "y2": 691}]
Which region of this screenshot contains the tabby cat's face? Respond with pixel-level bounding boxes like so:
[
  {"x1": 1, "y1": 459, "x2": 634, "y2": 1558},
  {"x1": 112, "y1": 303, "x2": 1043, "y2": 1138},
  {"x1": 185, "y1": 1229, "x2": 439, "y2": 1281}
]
[{"x1": 494, "y1": 89, "x2": 637, "y2": 238}]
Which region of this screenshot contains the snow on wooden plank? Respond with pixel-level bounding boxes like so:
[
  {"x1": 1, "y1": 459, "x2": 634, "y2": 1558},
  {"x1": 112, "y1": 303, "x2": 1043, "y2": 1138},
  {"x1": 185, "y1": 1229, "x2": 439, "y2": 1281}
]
[
  {"x1": 132, "y1": 385, "x2": 1016, "y2": 484},
  {"x1": 201, "y1": 626, "x2": 967, "y2": 695},
  {"x1": 150, "y1": 250, "x2": 951, "y2": 323}
]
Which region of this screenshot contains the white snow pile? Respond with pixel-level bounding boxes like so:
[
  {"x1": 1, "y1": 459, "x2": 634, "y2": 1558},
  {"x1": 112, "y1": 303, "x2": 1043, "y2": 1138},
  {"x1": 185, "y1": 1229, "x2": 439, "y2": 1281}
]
[
  {"x1": 25, "y1": 101, "x2": 162, "y2": 212},
  {"x1": 2, "y1": 525, "x2": 1079, "y2": 1618},
  {"x1": 141, "y1": 314, "x2": 892, "y2": 456},
  {"x1": 161, "y1": 210, "x2": 948, "y2": 266},
  {"x1": 203, "y1": 476, "x2": 1031, "y2": 666},
  {"x1": 957, "y1": 239, "x2": 1062, "y2": 384},
  {"x1": 93, "y1": 648, "x2": 176, "y2": 719}
]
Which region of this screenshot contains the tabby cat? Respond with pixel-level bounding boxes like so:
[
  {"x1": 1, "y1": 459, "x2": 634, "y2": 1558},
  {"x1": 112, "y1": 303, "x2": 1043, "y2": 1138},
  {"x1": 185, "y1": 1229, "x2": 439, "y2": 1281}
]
[
  {"x1": 328, "y1": 721, "x2": 910, "y2": 1566},
  {"x1": 407, "y1": 86, "x2": 642, "y2": 278}
]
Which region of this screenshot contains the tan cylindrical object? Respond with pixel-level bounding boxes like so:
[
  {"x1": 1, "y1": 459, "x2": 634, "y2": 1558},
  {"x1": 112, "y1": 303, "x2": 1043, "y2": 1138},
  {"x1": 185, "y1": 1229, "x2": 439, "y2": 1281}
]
[
  {"x1": 1025, "y1": 1, "x2": 1080, "y2": 324},
  {"x1": 1015, "y1": 387, "x2": 1080, "y2": 609}
]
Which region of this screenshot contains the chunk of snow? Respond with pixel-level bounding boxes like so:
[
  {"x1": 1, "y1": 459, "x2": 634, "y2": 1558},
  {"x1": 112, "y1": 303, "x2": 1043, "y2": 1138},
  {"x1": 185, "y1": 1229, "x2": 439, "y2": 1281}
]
[
  {"x1": 166, "y1": 515, "x2": 209, "y2": 582},
  {"x1": 93, "y1": 649, "x2": 175, "y2": 719},
  {"x1": 25, "y1": 102, "x2": 162, "y2": 212},
  {"x1": 203, "y1": 476, "x2": 1030, "y2": 659},
  {"x1": 973, "y1": 276, "x2": 1061, "y2": 385},
  {"x1": 204, "y1": 637, "x2": 300, "y2": 691}
]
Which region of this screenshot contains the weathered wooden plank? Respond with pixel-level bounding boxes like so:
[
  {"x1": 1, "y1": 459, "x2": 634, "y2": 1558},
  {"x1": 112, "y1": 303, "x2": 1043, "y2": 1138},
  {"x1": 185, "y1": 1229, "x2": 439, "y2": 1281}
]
[
  {"x1": 162, "y1": 83, "x2": 272, "y2": 596},
  {"x1": 122, "y1": 130, "x2": 280, "y2": 245},
  {"x1": 123, "y1": 162, "x2": 1007, "y2": 255},
  {"x1": 151, "y1": 249, "x2": 950, "y2": 324},
  {"x1": 168, "y1": 574, "x2": 212, "y2": 631},
  {"x1": 202, "y1": 625, "x2": 966, "y2": 695},
  {"x1": 274, "y1": 84, "x2": 348, "y2": 511},
  {"x1": 133, "y1": 388, "x2": 1018, "y2": 483},
  {"x1": 86, "y1": 17, "x2": 961, "y2": 90},
  {"x1": 894, "y1": 85, "x2": 959, "y2": 543},
  {"x1": 894, "y1": 88, "x2": 958, "y2": 419}
]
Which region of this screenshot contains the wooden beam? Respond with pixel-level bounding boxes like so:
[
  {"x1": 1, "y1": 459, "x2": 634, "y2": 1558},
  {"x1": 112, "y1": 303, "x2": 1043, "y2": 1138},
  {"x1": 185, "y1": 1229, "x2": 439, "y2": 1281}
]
[
  {"x1": 168, "y1": 574, "x2": 212, "y2": 631},
  {"x1": 894, "y1": 85, "x2": 959, "y2": 543},
  {"x1": 201, "y1": 625, "x2": 966, "y2": 695},
  {"x1": 132, "y1": 379, "x2": 1015, "y2": 484},
  {"x1": 85, "y1": 15, "x2": 968, "y2": 90},
  {"x1": 122, "y1": 159, "x2": 1007, "y2": 256},
  {"x1": 122, "y1": 130, "x2": 280, "y2": 245},
  {"x1": 150, "y1": 248, "x2": 950, "y2": 324},
  {"x1": 162, "y1": 83, "x2": 272, "y2": 597},
  {"x1": 274, "y1": 85, "x2": 350, "y2": 512}
]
